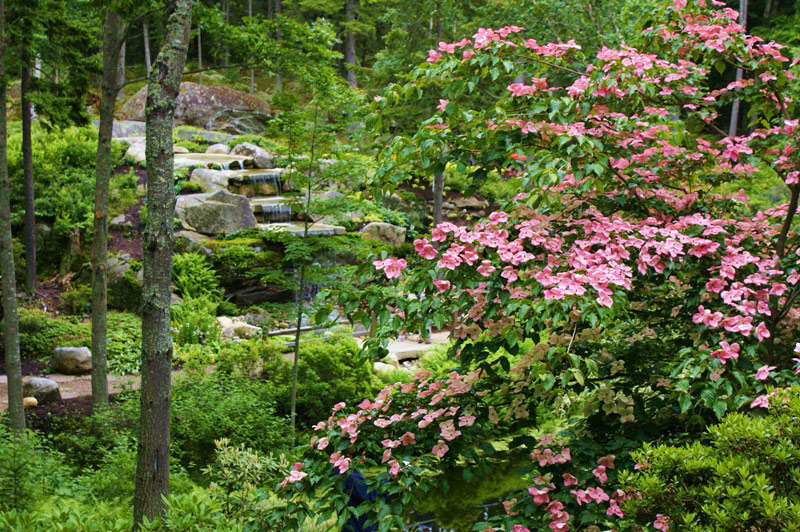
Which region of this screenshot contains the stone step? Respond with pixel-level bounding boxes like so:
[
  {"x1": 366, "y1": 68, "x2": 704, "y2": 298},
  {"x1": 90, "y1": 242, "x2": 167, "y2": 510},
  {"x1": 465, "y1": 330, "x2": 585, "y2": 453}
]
[{"x1": 258, "y1": 221, "x2": 345, "y2": 236}]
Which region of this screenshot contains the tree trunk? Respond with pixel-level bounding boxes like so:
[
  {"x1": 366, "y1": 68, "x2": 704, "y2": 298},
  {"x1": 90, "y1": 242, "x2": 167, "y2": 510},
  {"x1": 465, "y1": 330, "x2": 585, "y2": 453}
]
[
  {"x1": 728, "y1": 0, "x2": 747, "y2": 137},
  {"x1": 248, "y1": 0, "x2": 255, "y2": 94},
  {"x1": 224, "y1": 0, "x2": 230, "y2": 66},
  {"x1": 344, "y1": 0, "x2": 357, "y2": 87},
  {"x1": 197, "y1": 26, "x2": 202, "y2": 85},
  {"x1": 275, "y1": 0, "x2": 282, "y2": 89},
  {"x1": 91, "y1": 8, "x2": 124, "y2": 411},
  {"x1": 117, "y1": 40, "x2": 126, "y2": 100},
  {"x1": 0, "y1": 0, "x2": 24, "y2": 433},
  {"x1": 143, "y1": 19, "x2": 152, "y2": 76},
  {"x1": 132, "y1": 0, "x2": 193, "y2": 527},
  {"x1": 433, "y1": 169, "x2": 444, "y2": 226},
  {"x1": 21, "y1": 46, "x2": 36, "y2": 294},
  {"x1": 763, "y1": 0, "x2": 774, "y2": 18}
]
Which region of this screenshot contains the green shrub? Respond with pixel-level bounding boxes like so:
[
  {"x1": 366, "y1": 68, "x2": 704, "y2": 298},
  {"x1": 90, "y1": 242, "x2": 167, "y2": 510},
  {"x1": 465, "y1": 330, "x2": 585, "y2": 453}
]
[
  {"x1": 15, "y1": 308, "x2": 88, "y2": 359},
  {"x1": 6, "y1": 126, "x2": 127, "y2": 272},
  {"x1": 172, "y1": 253, "x2": 221, "y2": 300},
  {"x1": 0, "y1": 420, "x2": 73, "y2": 513},
  {"x1": 621, "y1": 387, "x2": 800, "y2": 530},
  {"x1": 171, "y1": 295, "x2": 221, "y2": 346},
  {"x1": 118, "y1": 373, "x2": 292, "y2": 469},
  {"x1": 261, "y1": 330, "x2": 379, "y2": 429},
  {"x1": 107, "y1": 269, "x2": 142, "y2": 312},
  {"x1": 8, "y1": 309, "x2": 141, "y2": 373},
  {"x1": 61, "y1": 284, "x2": 92, "y2": 315}
]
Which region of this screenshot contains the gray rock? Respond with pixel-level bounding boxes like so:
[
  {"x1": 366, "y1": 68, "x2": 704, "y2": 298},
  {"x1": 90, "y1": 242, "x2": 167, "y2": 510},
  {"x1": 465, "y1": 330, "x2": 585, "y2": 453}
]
[
  {"x1": 175, "y1": 189, "x2": 257, "y2": 235},
  {"x1": 125, "y1": 142, "x2": 146, "y2": 164},
  {"x1": 53, "y1": 347, "x2": 92, "y2": 375},
  {"x1": 374, "y1": 361, "x2": 397, "y2": 373},
  {"x1": 121, "y1": 82, "x2": 271, "y2": 133},
  {"x1": 107, "y1": 253, "x2": 133, "y2": 280},
  {"x1": 230, "y1": 142, "x2": 274, "y2": 169},
  {"x1": 452, "y1": 196, "x2": 489, "y2": 210},
  {"x1": 206, "y1": 143, "x2": 231, "y2": 154},
  {"x1": 22, "y1": 378, "x2": 62, "y2": 405},
  {"x1": 361, "y1": 222, "x2": 406, "y2": 248},
  {"x1": 189, "y1": 168, "x2": 230, "y2": 193},
  {"x1": 174, "y1": 230, "x2": 214, "y2": 255},
  {"x1": 218, "y1": 316, "x2": 262, "y2": 340},
  {"x1": 174, "y1": 145, "x2": 190, "y2": 154},
  {"x1": 317, "y1": 190, "x2": 345, "y2": 201}
]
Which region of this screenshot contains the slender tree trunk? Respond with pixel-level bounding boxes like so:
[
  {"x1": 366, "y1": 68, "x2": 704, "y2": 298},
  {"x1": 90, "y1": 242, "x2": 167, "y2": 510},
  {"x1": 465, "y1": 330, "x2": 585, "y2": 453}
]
[
  {"x1": 433, "y1": 169, "x2": 444, "y2": 226},
  {"x1": 267, "y1": 0, "x2": 273, "y2": 19},
  {"x1": 248, "y1": 0, "x2": 255, "y2": 94},
  {"x1": 763, "y1": 0, "x2": 774, "y2": 18},
  {"x1": 117, "y1": 40, "x2": 126, "y2": 100},
  {"x1": 132, "y1": 0, "x2": 193, "y2": 527},
  {"x1": 91, "y1": 9, "x2": 123, "y2": 411},
  {"x1": 224, "y1": 0, "x2": 230, "y2": 66},
  {"x1": 197, "y1": 26, "x2": 202, "y2": 85},
  {"x1": 344, "y1": 0, "x2": 357, "y2": 87},
  {"x1": 275, "y1": 0, "x2": 282, "y2": 89},
  {"x1": 291, "y1": 103, "x2": 319, "y2": 436},
  {"x1": 728, "y1": 0, "x2": 747, "y2": 137},
  {"x1": 21, "y1": 46, "x2": 36, "y2": 295},
  {"x1": 143, "y1": 19, "x2": 152, "y2": 76},
  {"x1": 0, "y1": 0, "x2": 24, "y2": 433}
]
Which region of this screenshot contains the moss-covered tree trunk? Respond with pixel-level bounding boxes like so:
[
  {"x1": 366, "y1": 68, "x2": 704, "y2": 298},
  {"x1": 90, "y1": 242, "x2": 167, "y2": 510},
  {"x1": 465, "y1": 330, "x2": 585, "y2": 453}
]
[
  {"x1": 91, "y1": 8, "x2": 124, "y2": 411},
  {"x1": 0, "y1": 0, "x2": 24, "y2": 432},
  {"x1": 132, "y1": 0, "x2": 193, "y2": 527},
  {"x1": 21, "y1": 45, "x2": 36, "y2": 294}
]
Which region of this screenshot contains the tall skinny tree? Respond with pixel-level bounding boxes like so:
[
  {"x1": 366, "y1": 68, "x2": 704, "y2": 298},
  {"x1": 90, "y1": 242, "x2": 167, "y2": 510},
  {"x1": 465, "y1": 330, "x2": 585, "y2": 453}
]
[
  {"x1": 20, "y1": 37, "x2": 35, "y2": 293},
  {"x1": 91, "y1": 7, "x2": 124, "y2": 410},
  {"x1": 0, "y1": 0, "x2": 24, "y2": 433},
  {"x1": 132, "y1": 0, "x2": 193, "y2": 526}
]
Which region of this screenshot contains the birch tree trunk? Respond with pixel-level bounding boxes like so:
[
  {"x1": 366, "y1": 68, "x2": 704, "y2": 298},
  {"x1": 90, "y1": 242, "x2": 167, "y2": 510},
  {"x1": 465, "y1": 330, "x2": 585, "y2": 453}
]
[
  {"x1": 728, "y1": 0, "x2": 747, "y2": 137},
  {"x1": 117, "y1": 39, "x2": 126, "y2": 100},
  {"x1": 21, "y1": 45, "x2": 36, "y2": 294},
  {"x1": 197, "y1": 25, "x2": 202, "y2": 85},
  {"x1": 132, "y1": 0, "x2": 193, "y2": 526},
  {"x1": 143, "y1": 19, "x2": 151, "y2": 76},
  {"x1": 91, "y1": 8, "x2": 124, "y2": 411},
  {"x1": 249, "y1": 0, "x2": 255, "y2": 94},
  {"x1": 344, "y1": 0, "x2": 357, "y2": 87},
  {"x1": 0, "y1": 0, "x2": 24, "y2": 433}
]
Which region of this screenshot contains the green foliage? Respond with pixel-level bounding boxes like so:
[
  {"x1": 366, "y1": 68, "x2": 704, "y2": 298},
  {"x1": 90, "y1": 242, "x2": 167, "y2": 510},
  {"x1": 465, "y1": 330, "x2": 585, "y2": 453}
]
[
  {"x1": 261, "y1": 331, "x2": 379, "y2": 428},
  {"x1": 60, "y1": 284, "x2": 92, "y2": 315},
  {"x1": 6, "y1": 126, "x2": 127, "y2": 268},
  {"x1": 8, "y1": 309, "x2": 141, "y2": 374},
  {"x1": 107, "y1": 269, "x2": 142, "y2": 313},
  {"x1": 621, "y1": 387, "x2": 800, "y2": 530},
  {"x1": 203, "y1": 438, "x2": 290, "y2": 524},
  {"x1": 119, "y1": 373, "x2": 292, "y2": 470},
  {"x1": 172, "y1": 252, "x2": 221, "y2": 300},
  {"x1": 15, "y1": 308, "x2": 88, "y2": 359},
  {"x1": 0, "y1": 423, "x2": 72, "y2": 513},
  {"x1": 171, "y1": 295, "x2": 221, "y2": 346}
]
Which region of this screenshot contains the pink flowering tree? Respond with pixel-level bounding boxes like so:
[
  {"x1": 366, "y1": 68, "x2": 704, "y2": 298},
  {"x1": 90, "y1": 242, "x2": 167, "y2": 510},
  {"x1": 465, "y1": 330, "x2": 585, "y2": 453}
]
[{"x1": 273, "y1": 1, "x2": 800, "y2": 530}]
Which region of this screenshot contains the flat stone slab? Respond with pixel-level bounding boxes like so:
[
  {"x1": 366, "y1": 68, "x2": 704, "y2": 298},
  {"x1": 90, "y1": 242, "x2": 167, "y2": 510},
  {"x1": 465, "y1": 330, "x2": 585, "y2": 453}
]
[
  {"x1": 258, "y1": 221, "x2": 346, "y2": 236},
  {"x1": 175, "y1": 153, "x2": 253, "y2": 170}
]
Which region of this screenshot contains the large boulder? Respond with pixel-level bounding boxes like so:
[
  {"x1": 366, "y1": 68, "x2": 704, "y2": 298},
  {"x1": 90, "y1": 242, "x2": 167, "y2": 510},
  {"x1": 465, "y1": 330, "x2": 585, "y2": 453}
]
[
  {"x1": 175, "y1": 189, "x2": 257, "y2": 235},
  {"x1": 206, "y1": 143, "x2": 231, "y2": 154},
  {"x1": 124, "y1": 141, "x2": 146, "y2": 163},
  {"x1": 120, "y1": 82, "x2": 271, "y2": 134},
  {"x1": 22, "y1": 378, "x2": 61, "y2": 405},
  {"x1": 53, "y1": 347, "x2": 92, "y2": 375},
  {"x1": 189, "y1": 168, "x2": 230, "y2": 193},
  {"x1": 230, "y1": 142, "x2": 274, "y2": 169},
  {"x1": 361, "y1": 222, "x2": 406, "y2": 248},
  {"x1": 217, "y1": 316, "x2": 262, "y2": 340}
]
